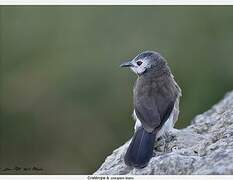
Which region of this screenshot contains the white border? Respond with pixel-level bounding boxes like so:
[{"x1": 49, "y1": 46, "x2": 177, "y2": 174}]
[
  {"x1": 1, "y1": 0, "x2": 233, "y2": 5},
  {"x1": 0, "y1": 175, "x2": 233, "y2": 179},
  {"x1": 0, "y1": 1, "x2": 233, "y2": 179}
]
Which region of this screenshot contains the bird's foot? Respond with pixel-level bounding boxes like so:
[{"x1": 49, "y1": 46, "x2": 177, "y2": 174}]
[
  {"x1": 154, "y1": 136, "x2": 166, "y2": 153},
  {"x1": 164, "y1": 128, "x2": 179, "y2": 142},
  {"x1": 164, "y1": 132, "x2": 175, "y2": 143},
  {"x1": 155, "y1": 128, "x2": 179, "y2": 153}
]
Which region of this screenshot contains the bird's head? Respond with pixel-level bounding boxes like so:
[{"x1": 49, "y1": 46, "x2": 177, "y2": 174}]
[{"x1": 120, "y1": 51, "x2": 167, "y2": 75}]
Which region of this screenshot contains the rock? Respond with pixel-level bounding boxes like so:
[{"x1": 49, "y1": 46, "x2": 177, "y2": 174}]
[{"x1": 94, "y1": 91, "x2": 233, "y2": 175}]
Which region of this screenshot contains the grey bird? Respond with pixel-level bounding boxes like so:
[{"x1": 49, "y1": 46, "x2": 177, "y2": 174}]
[{"x1": 120, "y1": 51, "x2": 181, "y2": 169}]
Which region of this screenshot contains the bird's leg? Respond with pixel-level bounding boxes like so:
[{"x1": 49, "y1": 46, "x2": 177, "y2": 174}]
[
  {"x1": 164, "y1": 128, "x2": 178, "y2": 142},
  {"x1": 164, "y1": 128, "x2": 180, "y2": 145},
  {"x1": 155, "y1": 128, "x2": 179, "y2": 153},
  {"x1": 154, "y1": 136, "x2": 166, "y2": 153}
]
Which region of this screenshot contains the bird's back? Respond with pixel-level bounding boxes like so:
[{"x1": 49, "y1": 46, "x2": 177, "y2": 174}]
[{"x1": 133, "y1": 70, "x2": 180, "y2": 133}]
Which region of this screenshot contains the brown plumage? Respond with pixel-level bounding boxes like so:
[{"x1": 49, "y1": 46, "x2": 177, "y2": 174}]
[
  {"x1": 120, "y1": 51, "x2": 181, "y2": 168},
  {"x1": 134, "y1": 65, "x2": 180, "y2": 133}
]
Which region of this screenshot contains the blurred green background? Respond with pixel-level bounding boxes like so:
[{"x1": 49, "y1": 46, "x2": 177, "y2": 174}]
[{"x1": 0, "y1": 6, "x2": 233, "y2": 174}]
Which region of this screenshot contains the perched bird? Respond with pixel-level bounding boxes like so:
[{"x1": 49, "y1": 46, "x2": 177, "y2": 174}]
[{"x1": 120, "y1": 51, "x2": 181, "y2": 169}]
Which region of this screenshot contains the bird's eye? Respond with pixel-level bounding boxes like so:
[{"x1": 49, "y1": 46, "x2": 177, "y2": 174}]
[{"x1": 136, "y1": 61, "x2": 143, "y2": 66}]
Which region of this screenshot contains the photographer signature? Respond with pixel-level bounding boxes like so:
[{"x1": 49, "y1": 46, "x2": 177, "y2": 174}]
[{"x1": 0, "y1": 166, "x2": 43, "y2": 172}]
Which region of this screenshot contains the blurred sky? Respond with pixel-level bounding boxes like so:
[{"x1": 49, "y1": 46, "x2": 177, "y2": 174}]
[{"x1": 0, "y1": 6, "x2": 233, "y2": 174}]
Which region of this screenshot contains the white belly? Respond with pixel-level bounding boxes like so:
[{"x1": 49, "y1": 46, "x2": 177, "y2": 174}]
[{"x1": 156, "y1": 111, "x2": 175, "y2": 139}]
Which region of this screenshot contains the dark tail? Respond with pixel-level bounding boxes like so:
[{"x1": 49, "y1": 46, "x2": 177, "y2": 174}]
[{"x1": 124, "y1": 126, "x2": 156, "y2": 169}]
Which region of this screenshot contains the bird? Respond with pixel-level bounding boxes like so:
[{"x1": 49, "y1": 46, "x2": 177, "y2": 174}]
[{"x1": 120, "y1": 50, "x2": 181, "y2": 169}]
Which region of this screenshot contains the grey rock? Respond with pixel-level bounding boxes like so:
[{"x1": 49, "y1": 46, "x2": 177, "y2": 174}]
[{"x1": 94, "y1": 91, "x2": 233, "y2": 175}]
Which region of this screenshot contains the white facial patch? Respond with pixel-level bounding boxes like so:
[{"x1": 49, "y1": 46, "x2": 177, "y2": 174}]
[{"x1": 130, "y1": 58, "x2": 151, "y2": 75}]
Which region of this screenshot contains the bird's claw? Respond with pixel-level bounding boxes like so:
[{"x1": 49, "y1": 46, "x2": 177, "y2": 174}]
[{"x1": 155, "y1": 129, "x2": 178, "y2": 153}]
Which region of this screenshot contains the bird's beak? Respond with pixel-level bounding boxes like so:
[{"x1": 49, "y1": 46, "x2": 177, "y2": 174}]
[{"x1": 120, "y1": 61, "x2": 133, "y2": 68}]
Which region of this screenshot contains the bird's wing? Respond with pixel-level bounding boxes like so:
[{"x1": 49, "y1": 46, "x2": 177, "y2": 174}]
[{"x1": 134, "y1": 89, "x2": 176, "y2": 133}]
